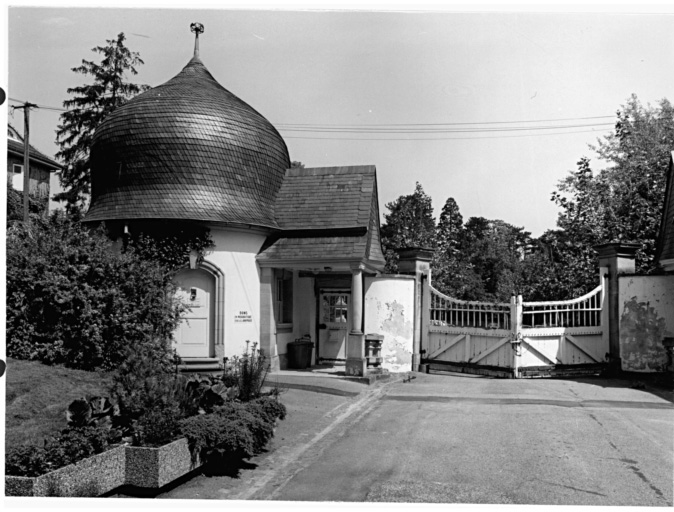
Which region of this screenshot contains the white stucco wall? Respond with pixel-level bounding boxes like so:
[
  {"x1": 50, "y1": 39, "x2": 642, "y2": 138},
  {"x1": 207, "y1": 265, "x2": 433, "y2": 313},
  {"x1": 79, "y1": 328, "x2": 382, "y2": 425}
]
[
  {"x1": 204, "y1": 227, "x2": 268, "y2": 359},
  {"x1": 364, "y1": 276, "x2": 415, "y2": 372},
  {"x1": 618, "y1": 275, "x2": 674, "y2": 372}
]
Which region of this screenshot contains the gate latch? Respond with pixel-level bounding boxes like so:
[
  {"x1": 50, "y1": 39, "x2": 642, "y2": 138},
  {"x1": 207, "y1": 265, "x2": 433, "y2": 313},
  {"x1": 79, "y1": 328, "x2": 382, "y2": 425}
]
[{"x1": 510, "y1": 332, "x2": 523, "y2": 354}]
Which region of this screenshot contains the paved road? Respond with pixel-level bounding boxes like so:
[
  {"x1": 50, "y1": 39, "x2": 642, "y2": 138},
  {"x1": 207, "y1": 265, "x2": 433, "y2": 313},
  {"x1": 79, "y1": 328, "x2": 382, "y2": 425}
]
[{"x1": 162, "y1": 373, "x2": 673, "y2": 506}]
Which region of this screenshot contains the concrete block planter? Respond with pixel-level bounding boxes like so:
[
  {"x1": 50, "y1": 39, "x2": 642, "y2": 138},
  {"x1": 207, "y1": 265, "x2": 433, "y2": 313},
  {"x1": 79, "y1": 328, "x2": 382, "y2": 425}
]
[
  {"x1": 6, "y1": 438, "x2": 203, "y2": 497},
  {"x1": 125, "y1": 437, "x2": 200, "y2": 489},
  {"x1": 5, "y1": 444, "x2": 126, "y2": 497}
]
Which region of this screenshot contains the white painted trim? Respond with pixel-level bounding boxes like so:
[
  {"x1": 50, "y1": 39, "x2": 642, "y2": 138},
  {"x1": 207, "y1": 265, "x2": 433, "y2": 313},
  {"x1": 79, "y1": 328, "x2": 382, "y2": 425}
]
[
  {"x1": 429, "y1": 326, "x2": 510, "y2": 337},
  {"x1": 427, "y1": 334, "x2": 465, "y2": 359},
  {"x1": 521, "y1": 326, "x2": 603, "y2": 337},
  {"x1": 521, "y1": 338, "x2": 559, "y2": 365},
  {"x1": 469, "y1": 337, "x2": 510, "y2": 363},
  {"x1": 565, "y1": 334, "x2": 602, "y2": 363}
]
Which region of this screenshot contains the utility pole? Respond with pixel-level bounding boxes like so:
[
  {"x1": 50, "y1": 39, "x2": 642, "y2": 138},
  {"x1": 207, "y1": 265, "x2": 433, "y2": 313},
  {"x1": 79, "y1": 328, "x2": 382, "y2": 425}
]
[{"x1": 13, "y1": 102, "x2": 37, "y2": 222}]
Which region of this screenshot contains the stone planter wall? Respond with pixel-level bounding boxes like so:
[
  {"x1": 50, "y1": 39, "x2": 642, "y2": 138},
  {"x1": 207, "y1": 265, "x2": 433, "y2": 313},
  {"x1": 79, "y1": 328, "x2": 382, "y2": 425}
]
[
  {"x1": 6, "y1": 438, "x2": 201, "y2": 497},
  {"x1": 125, "y1": 438, "x2": 199, "y2": 488},
  {"x1": 5, "y1": 445, "x2": 126, "y2": 497}
]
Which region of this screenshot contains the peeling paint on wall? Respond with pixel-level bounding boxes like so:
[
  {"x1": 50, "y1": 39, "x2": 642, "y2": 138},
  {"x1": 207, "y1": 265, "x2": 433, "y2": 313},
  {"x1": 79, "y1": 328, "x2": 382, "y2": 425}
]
[
  {"x1": 619, "y1": 297, "x2": 668, "y2": 372},
  {"x1": 364, "y1": 277, "x2": 415, "y2": 372},
  {"x1": 380, "y1": 300, "x2": 413, "y2": 372}
]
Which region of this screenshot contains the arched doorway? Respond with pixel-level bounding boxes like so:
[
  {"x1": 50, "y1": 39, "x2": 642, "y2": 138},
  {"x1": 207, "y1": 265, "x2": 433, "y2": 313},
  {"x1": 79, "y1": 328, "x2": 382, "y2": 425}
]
[{"x1": 174, "y1": 268, "x2": 216, "y2": 358}]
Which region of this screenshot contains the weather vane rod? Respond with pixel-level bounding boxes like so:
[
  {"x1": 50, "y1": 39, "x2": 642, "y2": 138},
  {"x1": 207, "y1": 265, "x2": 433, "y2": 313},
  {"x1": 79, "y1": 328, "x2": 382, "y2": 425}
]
[{"x1": 191, "y1": 22, "x2": 204, "y2": 57}]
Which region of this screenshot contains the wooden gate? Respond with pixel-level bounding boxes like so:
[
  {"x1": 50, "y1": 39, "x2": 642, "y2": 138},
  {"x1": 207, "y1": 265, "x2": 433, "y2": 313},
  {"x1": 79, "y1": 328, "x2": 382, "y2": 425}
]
[{"x1": 421, "y1": 277, "x2": 608, "y2": 378}]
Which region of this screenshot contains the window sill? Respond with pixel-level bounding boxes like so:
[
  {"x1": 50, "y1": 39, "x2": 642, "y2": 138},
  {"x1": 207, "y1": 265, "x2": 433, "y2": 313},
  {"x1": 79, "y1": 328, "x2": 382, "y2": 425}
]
[{"x1": 276, "y1": 323, "x2": 293, "y2": 332}]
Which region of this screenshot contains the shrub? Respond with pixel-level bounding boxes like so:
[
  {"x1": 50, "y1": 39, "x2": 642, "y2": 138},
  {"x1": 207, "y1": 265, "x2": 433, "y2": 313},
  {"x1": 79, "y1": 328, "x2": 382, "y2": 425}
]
[
  {"x1": 110, "y1": 342, "x2": 182, "y2": 421},
  {"x1": 5, "y1": 425, "x2": 111, "y2": 477},
  {"x1": 6, "y1": 444, "x2": 50, "y2": 478},
  {"x1": 213, "y1": 402, "x2": 275, "y2": 454},
  {"x1": 179, "y1": 413, "x2": 256, "y2": 465},
  {"x1": 6, "y1": 212, "x2": 184, "y2": 371},
  {"x1": 132, "y1": 404, "x2": 183, "y2": 447},
  {"x1": 251, "y1": 396, "x2": 287, "y2": 421}
]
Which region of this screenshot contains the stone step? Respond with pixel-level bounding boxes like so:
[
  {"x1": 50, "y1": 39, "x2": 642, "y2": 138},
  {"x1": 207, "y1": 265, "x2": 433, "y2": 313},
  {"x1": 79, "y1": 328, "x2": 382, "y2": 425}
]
[{"x1": 178, "y1": 357, "x2": 221, "y2": 373}]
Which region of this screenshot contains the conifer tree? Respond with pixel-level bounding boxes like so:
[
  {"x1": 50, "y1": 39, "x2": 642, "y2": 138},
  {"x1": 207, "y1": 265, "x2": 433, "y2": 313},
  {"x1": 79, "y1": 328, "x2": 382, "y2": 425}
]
[{"x1": 55, "y1": 33, "x2": 150, "y2": 211}]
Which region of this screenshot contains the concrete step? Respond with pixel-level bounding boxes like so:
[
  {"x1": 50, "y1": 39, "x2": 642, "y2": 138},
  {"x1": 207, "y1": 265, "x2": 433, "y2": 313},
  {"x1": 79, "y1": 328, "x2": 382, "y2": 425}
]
[{"x1": 178, "y1": 357, "x2": 221, "y2": 373}]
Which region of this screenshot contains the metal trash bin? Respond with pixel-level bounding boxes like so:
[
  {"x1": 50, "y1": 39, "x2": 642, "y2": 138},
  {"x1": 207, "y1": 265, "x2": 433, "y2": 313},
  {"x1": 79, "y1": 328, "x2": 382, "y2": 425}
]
[{"x1": 287, "y1": 337, "x2": 314, "y2": 369}]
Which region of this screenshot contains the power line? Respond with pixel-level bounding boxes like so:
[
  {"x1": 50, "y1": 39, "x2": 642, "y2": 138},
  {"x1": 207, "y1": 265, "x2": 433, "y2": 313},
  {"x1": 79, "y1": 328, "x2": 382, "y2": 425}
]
[
  {"x1": 275, "y1": 115, "x2": 616, "y2": 127},
  {"x1": 283, "y1": 128, "x2": 612, "y2": 141},
  {"x1": 277, "y1": 122, "x2": 614, "y2": 134},
  {"x1": 7, "y1": 96, "x2": 615, "y2": 138}
]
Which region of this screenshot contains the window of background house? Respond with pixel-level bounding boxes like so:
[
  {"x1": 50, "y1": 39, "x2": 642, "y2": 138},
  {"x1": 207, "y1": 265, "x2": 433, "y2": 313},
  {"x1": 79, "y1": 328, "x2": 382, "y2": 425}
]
[
  {"x1": 276, "y1": 270, "x2": 293, "y2": 326},
  {"x1": 12, "y1": 164, "x2": 24, "y2": 191}
]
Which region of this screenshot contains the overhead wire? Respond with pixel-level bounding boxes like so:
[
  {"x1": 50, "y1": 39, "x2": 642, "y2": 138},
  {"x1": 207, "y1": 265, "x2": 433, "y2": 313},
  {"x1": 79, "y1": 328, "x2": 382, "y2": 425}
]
[{"x1": 7, "y1": 96, "x2": 615, "y2": 139}]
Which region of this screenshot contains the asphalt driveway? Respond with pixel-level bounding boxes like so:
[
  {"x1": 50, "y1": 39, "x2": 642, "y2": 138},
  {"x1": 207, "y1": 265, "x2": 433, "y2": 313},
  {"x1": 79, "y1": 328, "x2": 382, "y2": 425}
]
[{"x1": 161, "y1": 372, "x2": 673, "y2": 506}]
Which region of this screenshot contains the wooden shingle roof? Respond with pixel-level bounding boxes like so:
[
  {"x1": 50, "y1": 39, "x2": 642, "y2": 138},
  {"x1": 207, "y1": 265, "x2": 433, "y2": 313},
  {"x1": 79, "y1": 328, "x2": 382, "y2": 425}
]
[
  {"x1": 85, "y1": 56, "x2": 290, "y2": 228},
  {"x1": 7, "y1": 126, "x2": 61, "y2": 170},
  {"x1": 258, "y1": 166, "x2": 386, "y2": 270}
]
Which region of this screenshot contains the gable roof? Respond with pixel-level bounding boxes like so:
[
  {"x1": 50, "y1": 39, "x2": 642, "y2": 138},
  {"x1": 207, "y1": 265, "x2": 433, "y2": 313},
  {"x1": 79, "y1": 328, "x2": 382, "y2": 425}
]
[
  {"x1": 257, "y1": 165, "x2": 386, "y2": 271},
  {"x1": 656, "y1": 151, "x2": 674, "y2": 268},
  {"x1": 274, "y1": 165, "x2": 376, "y2": 230},
  {"x1": 7, "y1": 125, "x2": 61, "y2": 170}
]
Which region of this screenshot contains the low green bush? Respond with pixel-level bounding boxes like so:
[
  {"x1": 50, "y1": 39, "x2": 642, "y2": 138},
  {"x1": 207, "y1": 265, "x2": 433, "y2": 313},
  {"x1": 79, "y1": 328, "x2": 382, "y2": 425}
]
[
  {"x1": 214, "y1": 402, "x2": 275, "y2": 454},
  {"x1": 132, "y1": 404, "x2": 183, "y2": 447},
  {"x1": 179, "y1": 413, "x2": 256, "y2": 465},
  {"x1": 251, "y1": 396, "x2": 287, "y2": 421},
  {"x1": 5, "y1": 425, "x2": 112, "y2": 477}
]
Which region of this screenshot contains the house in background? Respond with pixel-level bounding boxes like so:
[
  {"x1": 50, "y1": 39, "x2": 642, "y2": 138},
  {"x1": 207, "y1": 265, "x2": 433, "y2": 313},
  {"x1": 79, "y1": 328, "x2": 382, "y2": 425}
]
[
  {"x1": 7, "y1": 124, "x2": 60, "y2": 212},
  {"x1": 656, "y1": 151, "x2": 674, "y2": 273}
]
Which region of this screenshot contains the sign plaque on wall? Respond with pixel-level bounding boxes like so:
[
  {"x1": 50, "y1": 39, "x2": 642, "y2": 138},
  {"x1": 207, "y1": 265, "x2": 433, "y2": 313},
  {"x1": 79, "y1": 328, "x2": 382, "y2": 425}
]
[{"x1": 235, "y1": 310, "x2": 253, "y2": 323}]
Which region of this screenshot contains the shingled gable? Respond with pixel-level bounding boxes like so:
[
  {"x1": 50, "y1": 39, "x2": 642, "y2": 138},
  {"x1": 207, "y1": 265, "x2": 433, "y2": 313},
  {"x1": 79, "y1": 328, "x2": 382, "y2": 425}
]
[
  {"x1": 257, "y1": 165, "x2": 386, "y2": 271},
  {"x1": 656, "y1": 151, "x2": 674, "y2": 271}
]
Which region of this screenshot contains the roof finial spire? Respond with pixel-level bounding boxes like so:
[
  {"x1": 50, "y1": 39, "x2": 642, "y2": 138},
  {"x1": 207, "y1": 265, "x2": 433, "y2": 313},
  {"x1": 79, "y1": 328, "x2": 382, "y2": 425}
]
[{"x1": 190, "y1": 22, "x2": 204, "y2": 58}]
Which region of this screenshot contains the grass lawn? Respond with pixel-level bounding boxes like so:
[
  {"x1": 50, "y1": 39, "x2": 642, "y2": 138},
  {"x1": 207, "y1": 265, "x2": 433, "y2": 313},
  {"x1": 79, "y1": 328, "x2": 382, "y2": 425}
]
[{"x1": 5, "y1": 357, "x2": 113, "y2": 448}]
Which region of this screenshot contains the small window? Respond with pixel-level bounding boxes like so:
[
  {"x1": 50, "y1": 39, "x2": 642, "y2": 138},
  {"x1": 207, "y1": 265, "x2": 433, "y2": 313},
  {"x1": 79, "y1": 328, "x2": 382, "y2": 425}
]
[
  {"x1": 275, "y1": 270, "x2": 293, "y2": 325},
  {"x1": 321, "y1": 294, "x2": 349, "y2": 324}
]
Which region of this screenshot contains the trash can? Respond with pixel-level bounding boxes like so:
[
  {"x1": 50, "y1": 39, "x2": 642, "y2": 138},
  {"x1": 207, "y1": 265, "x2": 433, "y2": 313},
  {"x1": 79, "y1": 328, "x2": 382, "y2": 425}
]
[{"x1": 287, "y1": 337, "x2": 314, "y2": 370}]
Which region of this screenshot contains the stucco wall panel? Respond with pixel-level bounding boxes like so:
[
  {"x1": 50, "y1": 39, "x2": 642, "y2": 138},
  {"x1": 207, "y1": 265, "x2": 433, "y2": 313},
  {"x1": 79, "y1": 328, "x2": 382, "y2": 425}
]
[
  {"x1": 204, "y1": 227, "x2": 268, "y2": 358},
  {"x1": 364, "y1": 276, "x2": 415, "y2": 372},
  {"x1": 618, "y1": 275, "x2": 674, "y2": 372}
]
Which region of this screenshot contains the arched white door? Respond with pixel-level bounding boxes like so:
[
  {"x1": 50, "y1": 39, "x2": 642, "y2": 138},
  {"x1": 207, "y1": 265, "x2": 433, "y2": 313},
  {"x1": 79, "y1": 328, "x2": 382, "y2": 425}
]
[{"x1": 174, "y1": 268, "x2": 215, "y2": 358}]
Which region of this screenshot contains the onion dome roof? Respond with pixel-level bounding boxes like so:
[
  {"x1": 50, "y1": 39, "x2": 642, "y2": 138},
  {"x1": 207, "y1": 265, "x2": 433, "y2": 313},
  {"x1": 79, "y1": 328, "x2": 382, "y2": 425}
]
[{"x1": 85, "y1": 56, "x2": 290, "y2": 229}]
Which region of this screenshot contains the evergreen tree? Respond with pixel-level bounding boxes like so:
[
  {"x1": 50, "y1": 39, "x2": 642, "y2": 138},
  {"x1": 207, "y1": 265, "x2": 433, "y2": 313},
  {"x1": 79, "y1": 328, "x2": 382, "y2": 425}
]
[
  {"x1": 55, "y1": 33, "x2": 150, "y2": 211},
  {"x1": 380, "y1": 182, "x2": 437, "y2": 272}
]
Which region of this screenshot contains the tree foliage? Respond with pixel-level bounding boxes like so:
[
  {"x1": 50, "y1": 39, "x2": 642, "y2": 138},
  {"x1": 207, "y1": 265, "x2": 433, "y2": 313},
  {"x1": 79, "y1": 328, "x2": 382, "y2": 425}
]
[
  {"x1": 548, "y1": 95, "x2": 674, "y2": 296},
  {"x1": 6, "y1": 212, "x2": 184, "y2": 371},
  {"x1": 55, "y1": 33, "x2": 150, "y2": 211},
  {"x1": 380, "y1": 182, "x2": 437, "y2": 272},
  {"x1": 381, "y1": 95, "x2": 673, "y2": 302}
]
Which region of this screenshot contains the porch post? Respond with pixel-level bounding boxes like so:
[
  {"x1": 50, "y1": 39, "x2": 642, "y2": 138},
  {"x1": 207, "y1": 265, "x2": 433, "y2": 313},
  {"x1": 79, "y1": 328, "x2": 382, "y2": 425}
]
[
  {"x1": 594, "y1": 242, "x2": 639, "y2": 371},
  {"x1": 346, "y1": 265, "x2": 366, "y2": 376},
  {"x1": 259, "y1": 267, "x2": 279, "y2": 372}
]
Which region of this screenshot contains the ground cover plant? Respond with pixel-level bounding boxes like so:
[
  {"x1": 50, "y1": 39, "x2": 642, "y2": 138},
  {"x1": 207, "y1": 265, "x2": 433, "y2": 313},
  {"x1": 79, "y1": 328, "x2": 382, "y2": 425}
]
[{"x1": 5, "y1": 343, "x2": 286, "y2": 480}]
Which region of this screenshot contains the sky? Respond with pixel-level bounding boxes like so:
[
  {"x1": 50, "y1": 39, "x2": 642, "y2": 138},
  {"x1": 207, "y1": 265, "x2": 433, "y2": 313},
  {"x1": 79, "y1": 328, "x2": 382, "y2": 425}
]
[{"x1": 4, "y1": 4, "x2": 674, "y2": 237}]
